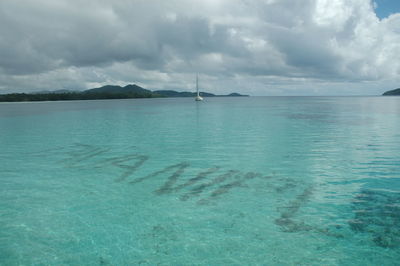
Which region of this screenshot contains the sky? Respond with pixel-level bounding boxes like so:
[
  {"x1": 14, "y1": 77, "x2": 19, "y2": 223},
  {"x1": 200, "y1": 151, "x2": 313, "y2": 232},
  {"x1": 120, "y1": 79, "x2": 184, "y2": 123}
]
[
  {"x1": 374, "y1": 0, "x2": 400, "y2": 19},
  {"x1": 0, "y1": 0, "x2": 399, "y2": 96}
]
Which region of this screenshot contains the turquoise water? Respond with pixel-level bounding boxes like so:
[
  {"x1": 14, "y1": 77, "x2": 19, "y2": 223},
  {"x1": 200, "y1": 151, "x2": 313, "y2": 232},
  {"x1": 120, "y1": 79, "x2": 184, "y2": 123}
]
[{"x1": 1, "y1": 96, "x2": 399, "y2": 265}]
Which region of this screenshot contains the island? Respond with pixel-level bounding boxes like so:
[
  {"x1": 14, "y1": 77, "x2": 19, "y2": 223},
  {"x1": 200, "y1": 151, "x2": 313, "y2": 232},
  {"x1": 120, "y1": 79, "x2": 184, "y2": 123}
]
[
  {"x1": 0, "y1": 84, "x2": 249, "y2": 102},
  {"x1": 382, "y1": 88, "x2": 400, "y2": 96}
]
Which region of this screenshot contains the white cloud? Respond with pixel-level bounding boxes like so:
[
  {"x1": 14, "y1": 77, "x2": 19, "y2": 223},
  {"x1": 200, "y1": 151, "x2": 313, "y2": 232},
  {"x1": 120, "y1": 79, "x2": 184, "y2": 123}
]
[{"x1": 0, "y1": 0, "x2": 399, "y2": 95}]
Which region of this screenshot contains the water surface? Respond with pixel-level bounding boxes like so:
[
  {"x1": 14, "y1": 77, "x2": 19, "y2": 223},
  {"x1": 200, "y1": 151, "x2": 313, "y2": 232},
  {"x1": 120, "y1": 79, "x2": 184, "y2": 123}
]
[{"x1": 1, "y1": 97, "x2": 399, "y2": 265}]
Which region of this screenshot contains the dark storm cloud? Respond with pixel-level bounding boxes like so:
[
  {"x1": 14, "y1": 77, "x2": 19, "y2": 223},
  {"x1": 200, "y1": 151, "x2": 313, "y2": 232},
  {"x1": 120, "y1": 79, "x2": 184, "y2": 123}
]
[{"x1": 0, "y1": 0, "x2": 167, "y2": 73}]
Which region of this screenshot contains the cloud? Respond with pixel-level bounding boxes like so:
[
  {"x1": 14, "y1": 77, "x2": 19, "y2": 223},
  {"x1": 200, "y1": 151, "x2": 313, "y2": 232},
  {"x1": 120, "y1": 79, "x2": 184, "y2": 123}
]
[{"x1": 0, "y1": 0, "x2": 399, "y2": 95}]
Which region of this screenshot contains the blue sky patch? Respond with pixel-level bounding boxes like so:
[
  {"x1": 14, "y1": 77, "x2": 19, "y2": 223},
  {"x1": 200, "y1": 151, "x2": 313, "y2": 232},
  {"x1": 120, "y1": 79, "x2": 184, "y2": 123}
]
[{"x1": 374, "y1": 0, "x2": 400, "y2": 19}]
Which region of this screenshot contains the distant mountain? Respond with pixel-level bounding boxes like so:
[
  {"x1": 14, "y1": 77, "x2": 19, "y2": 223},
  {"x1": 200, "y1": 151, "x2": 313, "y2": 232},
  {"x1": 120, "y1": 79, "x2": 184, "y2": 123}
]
[
  {"x1": 382, "y1": 88, "x2": 400, "y2": 96},
  {"x1": 85, "y1": 84, "x2": 151, "y2": 95},
  {"x1": 226, "y1": 92, "x2": 248, "y2": 97},
  {"x1": 153, "y1": 90, "x2": 194, "y2": 97},
  {"x1": 154, "y1": 90, "x2": 248, "y2": 97},
  {"x1": 87, "y1": 86, "x2": 248, "y2": 98},
  {"x1": 0, "y1": 83, "x2": 248, "y2": 102},
  {"x1": 154, "y1": 90, "x2": 216, "y2": 97}
]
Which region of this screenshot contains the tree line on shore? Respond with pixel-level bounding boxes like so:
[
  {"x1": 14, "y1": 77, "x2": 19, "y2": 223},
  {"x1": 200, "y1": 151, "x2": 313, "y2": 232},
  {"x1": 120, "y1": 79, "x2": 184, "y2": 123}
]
[{"x1": 0, "y1": 84, "x2": 248, "y2": 102}]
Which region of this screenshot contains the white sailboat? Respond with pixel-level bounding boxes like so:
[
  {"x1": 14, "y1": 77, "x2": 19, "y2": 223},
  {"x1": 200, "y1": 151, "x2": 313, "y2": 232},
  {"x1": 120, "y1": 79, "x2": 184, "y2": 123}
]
[{"x1": 195, "y1": 74, "x2": 203, "y2": 101}]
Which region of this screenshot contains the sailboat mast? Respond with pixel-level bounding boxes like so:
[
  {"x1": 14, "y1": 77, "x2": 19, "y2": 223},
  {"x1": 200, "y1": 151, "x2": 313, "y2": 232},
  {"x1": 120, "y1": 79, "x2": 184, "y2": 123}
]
[
  {"x1": 196, "y1": 74, "x2": 199, "y2": 97},
  {"x1": 194, "y1": 74, "x2": 203, "y2": 101}
]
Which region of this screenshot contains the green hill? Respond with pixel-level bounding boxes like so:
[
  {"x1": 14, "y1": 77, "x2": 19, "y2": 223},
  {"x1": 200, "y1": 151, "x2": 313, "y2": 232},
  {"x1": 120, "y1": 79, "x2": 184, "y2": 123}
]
[
  {"x1": 85, "y1": 84, "x2": 151, "y2": 95},
  {"x1": 154, "y1": 90, "x2": 248, "y2": 97},
  {"x1": 0, "y1": 84, "x2": 248, "y2": 102},
  {"x1": 382, "y1": 88, "x2": 400, "y2": 96}
]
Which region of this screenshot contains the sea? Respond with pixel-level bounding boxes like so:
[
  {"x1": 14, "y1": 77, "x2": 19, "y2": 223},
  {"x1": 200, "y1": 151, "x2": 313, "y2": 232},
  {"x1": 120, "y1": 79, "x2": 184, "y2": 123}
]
[{"x1": 0, "y1": 96, "x2": 399, "y2": 265}]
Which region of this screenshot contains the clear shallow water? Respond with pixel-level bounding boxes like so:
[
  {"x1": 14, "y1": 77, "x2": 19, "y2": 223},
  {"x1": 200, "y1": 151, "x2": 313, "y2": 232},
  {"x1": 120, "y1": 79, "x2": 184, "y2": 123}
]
[{"x1": 0, "y1": 96, "x2": 399, "y2": 265}]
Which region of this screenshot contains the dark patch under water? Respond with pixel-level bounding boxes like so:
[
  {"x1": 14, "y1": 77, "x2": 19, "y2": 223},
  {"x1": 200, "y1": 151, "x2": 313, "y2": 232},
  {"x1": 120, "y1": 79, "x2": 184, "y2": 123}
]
[
  {"x1": 40, "y1": 144, "x2": 279, "y2": 205},
  {"x1": 274, "y1": 185, "x2": 314, "y2": 233},
  {"x1": 38, "y1": 143, "x2": 400, "y2": 247},
  {"x1": 349, "y1": 189, "x2": 400, "y2": 248}
]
